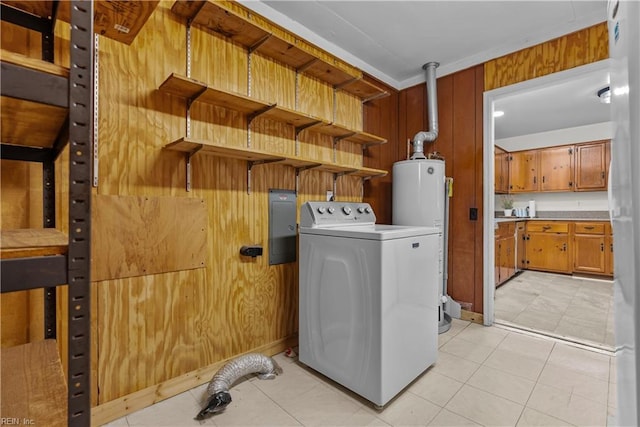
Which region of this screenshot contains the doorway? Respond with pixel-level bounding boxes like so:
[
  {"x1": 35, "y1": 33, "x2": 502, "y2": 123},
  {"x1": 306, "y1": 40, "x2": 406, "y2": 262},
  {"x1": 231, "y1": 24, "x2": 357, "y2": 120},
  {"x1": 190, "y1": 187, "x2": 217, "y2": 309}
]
[{"x1": 482, "y1": 59, "x2": 613, "y2": 349}]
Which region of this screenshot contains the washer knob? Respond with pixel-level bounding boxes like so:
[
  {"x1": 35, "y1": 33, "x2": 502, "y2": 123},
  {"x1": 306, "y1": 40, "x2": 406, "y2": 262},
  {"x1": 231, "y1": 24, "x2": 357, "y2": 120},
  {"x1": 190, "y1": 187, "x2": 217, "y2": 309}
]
[
  {"x1": 317, "y1": 207, "x2": 326, "y2": 214},
  {"x1": 357, "y1": 206, "x2": 366, "y2": 214},
  {"x1": 365, "y1": 206, "x2": 372, "y2": 214},
  {"x1": 342, "y1": 206, "x2": 352, "y2": 215},
  {"x1": 327, "y1": 207, "x2": 335, "y2": 214}
]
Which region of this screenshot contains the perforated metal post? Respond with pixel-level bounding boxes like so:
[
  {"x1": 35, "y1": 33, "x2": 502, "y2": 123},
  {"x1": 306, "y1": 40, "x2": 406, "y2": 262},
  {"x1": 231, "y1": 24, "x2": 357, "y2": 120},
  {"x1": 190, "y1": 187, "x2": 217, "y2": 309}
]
[{"x1": 67, "y1": 2, "x2": 93, "y2": 425}]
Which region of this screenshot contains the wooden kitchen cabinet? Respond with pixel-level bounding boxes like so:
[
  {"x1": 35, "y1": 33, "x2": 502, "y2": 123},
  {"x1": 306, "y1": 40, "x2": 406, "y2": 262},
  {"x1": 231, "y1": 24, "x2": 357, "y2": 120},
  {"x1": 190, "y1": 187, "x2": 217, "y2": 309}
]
[
  {"x1": 606, "y1": 222, "x2": 614, "y2": 276},
  {"x1": 516, "y1": 221, "x2": 526, "y2": 270},
  {"x1": 495, "y1": 145, "x2": 510, "y2": 193},
  {"x1": 509, "y1": 150, "x2": 539, "y2": 193},
  {"x1": 539, "y1": 145, "x2": 574, "y2": 191},
  {"x1": 574, "y1": 140, "x2": 610, "y2": 191},
  {"x1": 573, "y1": 222, "x2": 606, "y2": 274},
  {"x1": 525, "y1": 221, "x2": 571, "y2": 273},
  {"x1": 495, "y1": 222, "x2": 516, "y2": 286}
]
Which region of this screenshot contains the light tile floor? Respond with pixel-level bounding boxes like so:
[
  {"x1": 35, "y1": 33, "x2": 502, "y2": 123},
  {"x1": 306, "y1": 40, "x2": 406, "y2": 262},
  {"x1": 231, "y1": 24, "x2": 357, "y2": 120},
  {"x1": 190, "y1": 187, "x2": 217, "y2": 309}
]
[
  {"x1": 495, "y1": 270, "x2": 614, "y2": 349},
  {"x1": 105, "y1": 319, "x2": 617, "y2": 426}
]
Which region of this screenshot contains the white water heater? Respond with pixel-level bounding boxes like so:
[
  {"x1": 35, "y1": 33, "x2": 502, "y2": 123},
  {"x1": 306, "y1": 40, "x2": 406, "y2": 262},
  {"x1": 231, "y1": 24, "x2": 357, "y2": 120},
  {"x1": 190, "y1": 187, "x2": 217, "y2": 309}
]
[{"x1": 393, "y1": 158, "x2": 460, "y2": 332}]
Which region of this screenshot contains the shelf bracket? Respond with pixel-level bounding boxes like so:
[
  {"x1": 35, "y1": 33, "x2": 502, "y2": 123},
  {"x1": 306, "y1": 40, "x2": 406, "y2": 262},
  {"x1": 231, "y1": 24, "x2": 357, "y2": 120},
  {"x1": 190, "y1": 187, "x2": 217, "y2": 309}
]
[
  {"x1": 247, "y1": 104, "x2": 277, "y2": 148},
  {"x1": 247, "y1": 158, "x2": 285, "y2": 194},
  {"x1": 363, "y1": 91, "x2": 389, "y2": 104},
  {"x1": 185, "y1": 144, "x2": 203, "y2": 192},
  {"x1": 333, "y1": 133, "x2": 356, "y2": 163},
  {"x1": 248, "y1": 33, "x2": 272, "y2": 54},
  {"x1": 335, "y1": 77, "x2": 359, "y2": 91},
  {"x1": 295, "y1": 120, "x2": 322, "y2": 156},
  {"x1": 297, "y1": 58, "x2": 319, "y2": 73}
]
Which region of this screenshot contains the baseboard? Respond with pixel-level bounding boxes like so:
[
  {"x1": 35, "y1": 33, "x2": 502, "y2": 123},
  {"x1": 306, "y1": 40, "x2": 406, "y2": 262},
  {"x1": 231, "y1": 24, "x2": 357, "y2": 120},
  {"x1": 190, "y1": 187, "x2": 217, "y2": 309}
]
[
  {"x1": 91, "y1": 334, "x2": 298, "y2": 426},
  {"x1": 460, "y1": 309, "x2": 484, "y2": 324}
]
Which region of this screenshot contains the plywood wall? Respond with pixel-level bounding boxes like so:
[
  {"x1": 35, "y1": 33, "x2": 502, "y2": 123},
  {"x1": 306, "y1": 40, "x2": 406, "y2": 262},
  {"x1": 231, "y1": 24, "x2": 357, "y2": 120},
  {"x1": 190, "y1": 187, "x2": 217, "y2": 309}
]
[
  {"x1": 484, "y1": 22, "x2": 609, "y2": 91},
  {"x1": 1, "y1": 0, "x2": 368, "y2": 412}
]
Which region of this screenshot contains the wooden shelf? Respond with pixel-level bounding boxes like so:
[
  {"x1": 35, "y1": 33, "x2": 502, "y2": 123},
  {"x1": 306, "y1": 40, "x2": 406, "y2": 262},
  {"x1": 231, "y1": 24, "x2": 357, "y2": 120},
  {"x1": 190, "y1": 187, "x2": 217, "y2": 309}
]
[
  {"x1": 1, "y1": 340, "x2": 67, "y2": 427},
  {"x1": 159, "y1": 74, "x2": 386, "y2": 147},
  {"x1": 1, "y1": 229, "x2": 68, "y2": 259},
  {"x1": 171, "y1": 1, "x2": 388, "y2": 101},
  {"x1": 164, "y1": 137, "x2": 387, "y2": 180},
  {"x1": 2, "y1": 1, "x2": 159, "y2": 45},
  {"x1": 1, "y1": 50, "x2": 69, "y2": 149}
]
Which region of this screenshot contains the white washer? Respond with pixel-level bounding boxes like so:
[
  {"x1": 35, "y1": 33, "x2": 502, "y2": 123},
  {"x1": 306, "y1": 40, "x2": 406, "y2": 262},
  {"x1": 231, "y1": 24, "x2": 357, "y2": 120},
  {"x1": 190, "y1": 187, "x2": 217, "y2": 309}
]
[{"x1": 298, "y1": 201, "x2": 440, "y2": 407}]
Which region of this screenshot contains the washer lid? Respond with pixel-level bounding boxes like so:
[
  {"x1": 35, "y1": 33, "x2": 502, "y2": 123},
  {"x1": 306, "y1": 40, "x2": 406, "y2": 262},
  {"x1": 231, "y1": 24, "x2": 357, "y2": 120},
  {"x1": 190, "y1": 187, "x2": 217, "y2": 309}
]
[{"x1": 299, "y1": 224, "x2": 440, "y2": 240}]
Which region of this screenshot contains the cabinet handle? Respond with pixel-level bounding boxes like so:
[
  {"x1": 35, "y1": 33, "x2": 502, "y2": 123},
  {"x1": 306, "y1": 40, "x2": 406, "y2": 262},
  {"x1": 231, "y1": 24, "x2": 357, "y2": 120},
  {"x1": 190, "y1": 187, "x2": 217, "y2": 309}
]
[
  {"x1": 584, "y1": 226, "x2": 595, "y2": 230},
  {"x1": 533, "y1": 176, "x2": 537, "y2": 184},
  {"x1": 542, "y1": 225, "x2": 551, "y2": 230},
  {"x1": 569, "y1": 181, "x2": 573, "y2": 187},
  {"x1": 602, "y1": 171, "x2": 606, "y2": 179},
  {"x1": 562, "y1": 243, "x2": 567, "y2": 251},
  {"x1": 601, "y1": 243, "x2": 605, "y2": 252},
  {"x1": 611, "y1": 243, "x2": 614, "y2": 252}
]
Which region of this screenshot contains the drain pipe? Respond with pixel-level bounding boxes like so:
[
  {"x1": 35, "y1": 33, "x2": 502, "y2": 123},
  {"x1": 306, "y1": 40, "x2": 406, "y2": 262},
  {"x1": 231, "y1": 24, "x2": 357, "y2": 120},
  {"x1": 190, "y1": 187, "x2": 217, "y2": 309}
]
[{"x1": 411, "y1": 62, "x2": 439, "y2": 159}]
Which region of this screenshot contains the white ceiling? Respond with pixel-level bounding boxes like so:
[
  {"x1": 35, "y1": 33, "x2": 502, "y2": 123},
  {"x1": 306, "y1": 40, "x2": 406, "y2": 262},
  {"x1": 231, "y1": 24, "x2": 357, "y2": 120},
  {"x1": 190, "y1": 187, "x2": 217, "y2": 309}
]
[{"x1": 240, "y1": 0, "x2": 610, "y2": 138}]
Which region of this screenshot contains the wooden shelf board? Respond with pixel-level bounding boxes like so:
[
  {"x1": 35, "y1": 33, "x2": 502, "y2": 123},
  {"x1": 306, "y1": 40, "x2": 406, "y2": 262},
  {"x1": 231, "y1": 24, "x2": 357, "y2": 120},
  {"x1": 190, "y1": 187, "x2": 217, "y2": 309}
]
[
  {"x1": 188, "y1": 1, "x2": 271, "y2": 47},
  {"x1": 164, "y1": 138, "x2": 285, "y2": 163},
  {"x1": 2, "y1": 1, "x2": 159, "y2": 45},
  {"x1": 164, "y1": 138, "x2": 387, "y2": 179},
  {"x1": 349, "y1": 166, "x2": 388, "y2": 178},
  {"x1": 255, "y1": 37, "x2": 316, "y2": 70},
  {"x1": 1, "y1": 97, "x2": 68, "y2": 148},
  {"x1": 1, "y1": 49, "x2": 69, "y2": 78},
  {"x1": 340, "y1": 78, "x2": 390, "y2": 100},
  {"x1": 198, "y1": 87, "x2": 270, "y2": 114},
  {"x1": 1, "y1": 229, "x2": 68, "y2": 259},
  {"x1": 1, "y1": 340, "x2": 67, "y2": 426},
  {"x1": 262, "y1": 106, "x2": 325, "y2": 128},
  {"x1": 158, "y1": 73, "x2": 207, "y2": 99},
  {"x1": 344, "y1": 131, "x2": 387, "y2": 146},
  {"x1": 171, "y1": 1, "x2": 388, "y2": 101}
]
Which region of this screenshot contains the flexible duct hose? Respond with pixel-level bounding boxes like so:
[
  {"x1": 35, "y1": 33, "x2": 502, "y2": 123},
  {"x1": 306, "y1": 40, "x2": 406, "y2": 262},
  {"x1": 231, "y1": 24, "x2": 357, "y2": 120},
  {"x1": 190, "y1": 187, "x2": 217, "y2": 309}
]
[{"x1": 195, "y1": 353, "x2": 282, "y2": 420}]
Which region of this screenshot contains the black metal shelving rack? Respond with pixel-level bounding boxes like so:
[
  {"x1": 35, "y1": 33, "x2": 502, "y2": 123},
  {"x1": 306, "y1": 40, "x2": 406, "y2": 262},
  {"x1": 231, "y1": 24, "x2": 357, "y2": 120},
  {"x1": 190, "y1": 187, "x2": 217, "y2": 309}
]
[{"x1": 1, "y1": 1, "x2": 93, "y2": 426}]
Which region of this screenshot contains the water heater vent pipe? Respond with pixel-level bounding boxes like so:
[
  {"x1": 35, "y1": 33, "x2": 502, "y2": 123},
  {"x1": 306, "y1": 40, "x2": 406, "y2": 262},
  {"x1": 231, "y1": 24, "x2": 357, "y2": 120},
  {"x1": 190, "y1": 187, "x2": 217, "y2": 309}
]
[{"x1": 411, "y1": 62, "x2": 439, "y2": 159}]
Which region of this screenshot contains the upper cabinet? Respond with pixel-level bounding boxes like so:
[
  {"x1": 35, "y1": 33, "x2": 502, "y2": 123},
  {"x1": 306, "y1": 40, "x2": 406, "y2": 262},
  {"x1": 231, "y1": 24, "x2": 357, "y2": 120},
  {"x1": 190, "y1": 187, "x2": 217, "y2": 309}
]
[
  {"x1": 539, "y1": 145, "x2": 574, "y2": 192},
  {"x1": 499, "y1": 140, "x2": 610, "y2": 194},
  {"x1": 574, "y1": 140, "x2": 610, "y2": 191},
  {"x1": 509, "y1": 150, "x2": 538, "y2": 193},
  {"x1": 494, "y1": 145, "x2": 510, "y2": 194}
]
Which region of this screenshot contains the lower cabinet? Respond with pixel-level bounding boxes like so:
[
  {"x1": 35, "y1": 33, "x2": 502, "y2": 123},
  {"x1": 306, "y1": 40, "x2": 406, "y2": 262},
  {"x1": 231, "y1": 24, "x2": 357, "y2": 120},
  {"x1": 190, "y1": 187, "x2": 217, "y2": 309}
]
[
  {"x1": 573, "y1": 222, "x2": 607, "y2": 274},
  {"x1": 521, "y1": 220, "x2": 613, "y2": 277},
  {"x1": 525, "y1": 221, "x2": 571, "y2": 273}
]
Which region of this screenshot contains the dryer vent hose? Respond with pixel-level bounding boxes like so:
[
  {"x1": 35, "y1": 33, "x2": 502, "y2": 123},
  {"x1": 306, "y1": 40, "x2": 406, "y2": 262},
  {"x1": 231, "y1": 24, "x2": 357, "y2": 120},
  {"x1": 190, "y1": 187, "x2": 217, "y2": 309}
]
[{"x1": 195, "y1": 353, "x2": 282, "y2": 420}]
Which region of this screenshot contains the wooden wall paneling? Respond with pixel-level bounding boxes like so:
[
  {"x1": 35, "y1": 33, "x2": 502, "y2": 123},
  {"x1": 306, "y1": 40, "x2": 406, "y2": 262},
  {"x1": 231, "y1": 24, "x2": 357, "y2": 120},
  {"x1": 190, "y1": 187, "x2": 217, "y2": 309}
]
[
  {"x1": 362, "y1": 75, "x2": 398, "y2": 225},
  {"x1": 484, "y1": 22, "x2": 609, "y2": 90},
  {"x1": 473, "y1": 65, "x2": 484, "y2": 313},
  {"x1": 91, "y1": 195, "x2": 207, "y2": 281}
]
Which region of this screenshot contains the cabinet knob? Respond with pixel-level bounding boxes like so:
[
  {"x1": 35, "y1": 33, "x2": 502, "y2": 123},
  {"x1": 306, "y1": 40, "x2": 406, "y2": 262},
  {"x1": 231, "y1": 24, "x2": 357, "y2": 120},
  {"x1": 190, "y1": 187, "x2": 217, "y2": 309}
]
[{"x1": 601, "y1": 243, "x2": 605, "y2": 252}]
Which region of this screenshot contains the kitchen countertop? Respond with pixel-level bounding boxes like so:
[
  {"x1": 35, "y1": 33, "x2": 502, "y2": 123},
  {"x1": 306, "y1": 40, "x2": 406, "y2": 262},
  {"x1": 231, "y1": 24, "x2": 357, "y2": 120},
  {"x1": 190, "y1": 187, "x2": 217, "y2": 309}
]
[{"x1": 494, "y1": 211, "x2": 610, "y2": 223}]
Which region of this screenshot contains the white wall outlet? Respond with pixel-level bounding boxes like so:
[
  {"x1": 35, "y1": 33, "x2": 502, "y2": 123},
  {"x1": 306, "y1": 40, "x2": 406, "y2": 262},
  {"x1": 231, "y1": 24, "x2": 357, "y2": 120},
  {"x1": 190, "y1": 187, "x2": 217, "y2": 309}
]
[{"x1": 326, "y1": 190, "x2": 333, "y2": 201}]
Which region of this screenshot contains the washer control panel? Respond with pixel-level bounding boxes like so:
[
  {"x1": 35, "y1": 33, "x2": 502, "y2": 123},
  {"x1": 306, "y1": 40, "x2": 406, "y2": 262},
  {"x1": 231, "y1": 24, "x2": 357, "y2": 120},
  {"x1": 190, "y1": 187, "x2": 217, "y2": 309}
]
[{"x1": 301, "y1": 201, "x2": 376, "y2": 227}]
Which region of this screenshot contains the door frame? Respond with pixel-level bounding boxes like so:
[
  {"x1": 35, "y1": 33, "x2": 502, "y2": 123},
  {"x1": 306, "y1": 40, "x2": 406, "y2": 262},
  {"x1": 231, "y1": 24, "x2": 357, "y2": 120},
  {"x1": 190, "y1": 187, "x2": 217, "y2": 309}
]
[{"x1": 481, "y1": 59, "x2": 612, "y2": 326}]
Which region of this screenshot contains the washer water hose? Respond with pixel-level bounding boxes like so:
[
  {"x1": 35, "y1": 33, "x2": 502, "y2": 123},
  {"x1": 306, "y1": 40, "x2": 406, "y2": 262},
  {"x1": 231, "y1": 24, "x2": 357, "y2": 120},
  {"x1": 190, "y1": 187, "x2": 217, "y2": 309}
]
[{"x1": 195, "y1": 353, "x2": 282, "y2": 420}]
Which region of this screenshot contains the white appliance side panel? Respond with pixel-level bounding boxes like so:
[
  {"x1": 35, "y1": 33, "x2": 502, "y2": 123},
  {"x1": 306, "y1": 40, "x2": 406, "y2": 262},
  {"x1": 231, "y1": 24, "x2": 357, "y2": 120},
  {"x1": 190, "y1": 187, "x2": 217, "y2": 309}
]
[
  {"x1": 299, "y1": 235, "x2": 381, "y2": 401},
  {"x1": 392, "y1": 159, "x2": 445, "y2": 229},
  {"x1": 379, "y1": 233, "x2": 439, "y2": 404}
]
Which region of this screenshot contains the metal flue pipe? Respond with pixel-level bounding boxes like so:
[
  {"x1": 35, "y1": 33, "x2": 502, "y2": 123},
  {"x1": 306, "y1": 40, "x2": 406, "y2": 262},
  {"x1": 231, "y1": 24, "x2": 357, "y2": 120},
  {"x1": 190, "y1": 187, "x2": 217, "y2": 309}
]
[{"x1": 411, "y1": 62, "x2": 440, "y2": 159}]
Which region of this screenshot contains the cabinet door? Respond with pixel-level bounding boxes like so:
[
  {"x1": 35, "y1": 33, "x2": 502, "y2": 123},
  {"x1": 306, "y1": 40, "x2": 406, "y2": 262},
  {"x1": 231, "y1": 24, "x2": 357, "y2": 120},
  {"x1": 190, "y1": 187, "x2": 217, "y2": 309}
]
[
  {"x1": 494, "y1": 152, "x2": 510, "y2": 193},
  {"x1": 526, "y1": 233, "x2": 570, "y2": 273},
  {"x1": 606, "y1": 234, "x2": 614, "y2": 276},
  {"x1": 516, "y1": 222, "x2": 526, "y2": 270},
  {"x1": 573, "y1": 234, "x2": 606, "y2": 274},
  {"x1": 540, "y1": 145, "x2": 574, "y2": 191},
  {"x1": 509, "y1": 150, "x2": 538, "y2": 193},
  {"x1": 495, "y1": 237, "x2": 501, "y2": 287},
  {"x1": 575, "y1": 141, "x2": 607, "y2": 191}
]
